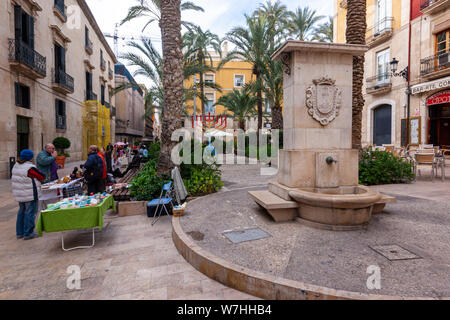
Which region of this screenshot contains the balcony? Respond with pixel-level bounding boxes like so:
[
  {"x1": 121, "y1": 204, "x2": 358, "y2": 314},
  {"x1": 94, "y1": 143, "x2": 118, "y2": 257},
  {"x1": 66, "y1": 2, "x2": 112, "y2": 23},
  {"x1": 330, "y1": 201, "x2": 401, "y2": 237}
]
[
  {"x1": 8, "y1": 39, "x2": 46, "y2": 78},
  {"x1": 366, "y1": 73, "x2": 392, "y2": 95},
  {"x1": 52, "y1": 69, "x2": 74, "y2": 94},
  {"x1": 100, "y1": 58, "x2": 106, "y2": 71},
  {"x1": 85, "y1": 40, "x2": 93, "y2": 55},
  {"x1": 86, "y1": 91, "x2": 97, "y2": 101},
  {"x1": 108, "y1": 68, "x2": 114, "y2": 80},
  {"x1": 420, "y1": 51, "x2": 450, "y2": 79},
  {"x1": 366, "y1": 17, "x2": 394, "y2": 48},
  {"x1": 420, "y1": 0, "x2": 450, "y2": 15},
  {"x1": 53, "y1": 2, "x2": 67, "y2": 22}
]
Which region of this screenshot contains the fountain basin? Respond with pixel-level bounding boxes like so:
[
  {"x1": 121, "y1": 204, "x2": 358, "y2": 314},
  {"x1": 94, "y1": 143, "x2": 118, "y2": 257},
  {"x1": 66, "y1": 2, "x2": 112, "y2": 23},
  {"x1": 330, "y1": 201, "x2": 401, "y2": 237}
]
[{"x1": 289, "y1": 186, "x2": 382, "y2": 231}]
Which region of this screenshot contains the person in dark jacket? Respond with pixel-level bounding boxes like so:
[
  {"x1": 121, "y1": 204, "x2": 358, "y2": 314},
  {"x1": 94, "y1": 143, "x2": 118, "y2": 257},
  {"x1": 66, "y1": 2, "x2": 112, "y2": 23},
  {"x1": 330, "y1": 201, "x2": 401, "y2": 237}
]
[{"x1": 83, "y1": 145, "x2": 104, "y2": 194}]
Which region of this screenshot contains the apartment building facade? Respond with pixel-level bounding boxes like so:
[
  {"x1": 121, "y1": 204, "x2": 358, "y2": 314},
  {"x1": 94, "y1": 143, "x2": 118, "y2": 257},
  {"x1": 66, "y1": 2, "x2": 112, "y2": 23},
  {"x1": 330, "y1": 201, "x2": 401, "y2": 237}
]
[
  {"x1": 0, "y1": 0, "x2": 117, "y2": 178},
  {"x1": 114, "y1": 63, "x2": 145, "y2": 146},
  {"x1": 183, "y1": 43, "x2": 272, "y2": 131},
  {"x1": 334, "y1": 0, "x2": 450, "y2": 148}
]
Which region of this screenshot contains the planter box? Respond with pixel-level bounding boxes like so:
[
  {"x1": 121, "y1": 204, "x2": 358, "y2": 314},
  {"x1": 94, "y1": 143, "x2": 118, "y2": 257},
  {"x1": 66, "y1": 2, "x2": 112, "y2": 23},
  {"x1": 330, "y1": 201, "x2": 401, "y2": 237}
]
[{"x1": 118, "y1": 201, "x2": 147, "y2": 217}]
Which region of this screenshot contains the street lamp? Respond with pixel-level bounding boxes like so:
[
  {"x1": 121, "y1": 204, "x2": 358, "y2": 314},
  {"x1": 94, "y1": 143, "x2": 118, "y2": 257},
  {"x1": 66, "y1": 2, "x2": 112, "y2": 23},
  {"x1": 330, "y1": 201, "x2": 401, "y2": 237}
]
[{"x1": 390, "y1": 58, "x2": 411, "y2": 147}]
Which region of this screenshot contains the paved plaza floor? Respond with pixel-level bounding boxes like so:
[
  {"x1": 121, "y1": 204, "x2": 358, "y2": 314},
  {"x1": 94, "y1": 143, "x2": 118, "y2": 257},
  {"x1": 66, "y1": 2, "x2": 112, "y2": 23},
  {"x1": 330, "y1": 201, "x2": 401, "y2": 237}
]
[{"x1": 0, "y1": 161, "x2": 448, "y2": 299}]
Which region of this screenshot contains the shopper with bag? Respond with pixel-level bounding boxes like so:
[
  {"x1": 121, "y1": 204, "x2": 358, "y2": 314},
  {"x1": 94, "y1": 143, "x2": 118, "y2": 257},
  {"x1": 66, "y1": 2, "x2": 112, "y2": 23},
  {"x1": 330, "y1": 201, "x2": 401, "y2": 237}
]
[{"x1": 83, "y1": 145, "x2": 104, "y2": 194}]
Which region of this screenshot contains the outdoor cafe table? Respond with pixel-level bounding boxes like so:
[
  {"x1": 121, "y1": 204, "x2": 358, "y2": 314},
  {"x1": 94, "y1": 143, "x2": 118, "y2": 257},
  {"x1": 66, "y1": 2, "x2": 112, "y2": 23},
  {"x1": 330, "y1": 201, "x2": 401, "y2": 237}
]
[{"x1": 36, "y1": 195, "x2": 116, "y2": 251}]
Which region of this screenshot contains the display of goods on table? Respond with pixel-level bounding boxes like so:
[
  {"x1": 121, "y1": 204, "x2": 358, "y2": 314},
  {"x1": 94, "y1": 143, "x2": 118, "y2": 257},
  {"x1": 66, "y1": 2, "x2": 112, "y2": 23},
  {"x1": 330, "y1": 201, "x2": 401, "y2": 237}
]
[{"x1": 36, "y1": 194, "x2": 116, "y2": 237}]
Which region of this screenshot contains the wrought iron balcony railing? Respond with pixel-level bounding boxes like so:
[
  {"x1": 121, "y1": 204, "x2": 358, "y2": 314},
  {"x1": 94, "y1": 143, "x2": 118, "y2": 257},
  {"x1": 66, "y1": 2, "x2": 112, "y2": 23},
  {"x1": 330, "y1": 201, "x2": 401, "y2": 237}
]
[
  {"x1": 367, "y1": 17, "x2": 394, "y2": 39},
  {"x1": 52, "y1": 68, "x2": 74, "y2": 92},
  {"x1": 8, "y1": 39, "x2": 46, "y2": 77},
  {"x1": 420, "y1": 51, "x2": 450, "y2": 76},
  {"x1": 366, "y1": 72, "x2": 391, "y2": 92}
]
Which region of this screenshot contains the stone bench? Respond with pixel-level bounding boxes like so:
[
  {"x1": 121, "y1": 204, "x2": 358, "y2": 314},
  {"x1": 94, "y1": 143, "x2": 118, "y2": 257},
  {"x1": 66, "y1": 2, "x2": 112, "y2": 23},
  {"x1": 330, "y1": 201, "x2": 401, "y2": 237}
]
[{"x1": 248, "y1": 190, "x2": 298, "y2": 222}]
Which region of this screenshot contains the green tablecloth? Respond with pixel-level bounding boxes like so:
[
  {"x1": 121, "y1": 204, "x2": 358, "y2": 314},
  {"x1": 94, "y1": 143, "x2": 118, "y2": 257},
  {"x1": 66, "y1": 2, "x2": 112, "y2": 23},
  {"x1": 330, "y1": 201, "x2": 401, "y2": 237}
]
[{"x1": 36, "y1": 195, "x2": 116, "y2": 237}]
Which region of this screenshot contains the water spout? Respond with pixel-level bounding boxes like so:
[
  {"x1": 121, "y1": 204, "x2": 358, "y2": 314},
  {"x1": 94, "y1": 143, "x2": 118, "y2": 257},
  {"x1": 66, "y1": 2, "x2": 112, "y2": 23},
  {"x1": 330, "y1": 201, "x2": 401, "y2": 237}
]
[{"x1": 326, "y1": 156, "x2": 338, "y2": 165}]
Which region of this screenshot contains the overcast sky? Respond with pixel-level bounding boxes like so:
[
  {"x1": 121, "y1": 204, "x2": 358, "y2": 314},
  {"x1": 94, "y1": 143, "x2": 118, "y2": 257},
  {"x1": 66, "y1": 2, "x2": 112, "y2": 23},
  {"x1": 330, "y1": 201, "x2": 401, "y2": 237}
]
[{"x1": 85, "y1": 0, "x2": 334, "y2": 87}]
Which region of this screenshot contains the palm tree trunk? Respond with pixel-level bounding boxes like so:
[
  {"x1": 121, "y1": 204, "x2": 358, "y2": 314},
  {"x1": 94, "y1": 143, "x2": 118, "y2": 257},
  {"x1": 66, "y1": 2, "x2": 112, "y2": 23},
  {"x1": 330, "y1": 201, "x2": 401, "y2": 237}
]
[
  {"x1": 271, "y1": 102, "x2": 283, "y2": 130},
  {"x1": 200, "y1": 72, "x2": 205, "y2": 118},
  {"x1": 256, "y1": 74, "x2": 263, "y2": 131},
  {"x1": 346, "y1": 0, "x2": 366, "y2": 152},
  {"x1": 157, "y1": 0, "x2": 183, "y2": 175},
  {"x1": 239, "y1": 119, "x2": 245, "y2": 131}
]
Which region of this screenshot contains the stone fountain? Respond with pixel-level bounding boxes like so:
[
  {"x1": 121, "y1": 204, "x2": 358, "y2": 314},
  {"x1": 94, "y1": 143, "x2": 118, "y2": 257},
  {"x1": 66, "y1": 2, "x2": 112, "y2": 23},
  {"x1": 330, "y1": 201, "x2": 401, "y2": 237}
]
[{"x1": 250, "y1": 41, "x2": 391, "y2": 230}]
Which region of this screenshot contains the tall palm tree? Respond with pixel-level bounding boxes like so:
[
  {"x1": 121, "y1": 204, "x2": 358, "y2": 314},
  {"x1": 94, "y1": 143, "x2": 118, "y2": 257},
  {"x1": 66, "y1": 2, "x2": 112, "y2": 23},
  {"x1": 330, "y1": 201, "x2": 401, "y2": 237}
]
[
  {"x1": 261, "y1": 56, "x2": 283, "y2": 129},
  {"x1": 121, "y1": 0, "x2": 203, "y2": 30},
  {"x1": 312, "y1": 16, "x2": 334, "y2": 42},
  {"x1": 224, "y1": 14, "x2": 276, "y2": 133},
  {"x1": 288, "y1": 7, "x2": 325, "y2": 41},
  {"x1": 255, "y1": 0, "x2": 290, "y2": 40},
  {"x1": 216, "y1": 86, "x2": 257, "y2": 130},
  {"x1": 183, "y1": 26, "x2": 223, "y2": 118},
  {"x1": 158, "y1": 0, "x2": 184, "y2": 174},
  {"x1": 346, "y1": 0, "x2": 367, "y2": 151}
]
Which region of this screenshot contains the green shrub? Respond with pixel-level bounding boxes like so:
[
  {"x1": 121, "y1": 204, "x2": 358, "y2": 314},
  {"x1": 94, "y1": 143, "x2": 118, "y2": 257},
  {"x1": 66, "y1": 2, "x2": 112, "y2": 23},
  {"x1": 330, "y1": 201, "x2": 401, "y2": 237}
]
[
  {"x1": 359, "y1": 148, "x2": 414, "y2": 185},
  {"x1": 183, "y1": 166, "x2": 224, "y2": 196},
  {"x1": 53, "y1": 137, "x2": 71, "y2": 157},
  {"x1": 129, "y1": 160, "x2": 170, "y2": 201}
]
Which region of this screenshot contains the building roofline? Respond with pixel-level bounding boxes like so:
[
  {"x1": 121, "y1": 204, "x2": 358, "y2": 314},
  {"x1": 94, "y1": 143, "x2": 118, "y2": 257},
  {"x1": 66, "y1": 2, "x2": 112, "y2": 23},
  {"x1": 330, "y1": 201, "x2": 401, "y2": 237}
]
[{"x1": 77, "y1": 0, "x2": 118, "y2": 63}]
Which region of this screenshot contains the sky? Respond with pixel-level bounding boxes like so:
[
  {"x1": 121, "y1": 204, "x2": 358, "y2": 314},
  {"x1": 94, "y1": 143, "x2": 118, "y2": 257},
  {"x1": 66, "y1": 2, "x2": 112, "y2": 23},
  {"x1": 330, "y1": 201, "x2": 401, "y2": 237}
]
[{"x1": 85, "y1": 0, "x2": 334, "y2": 87}]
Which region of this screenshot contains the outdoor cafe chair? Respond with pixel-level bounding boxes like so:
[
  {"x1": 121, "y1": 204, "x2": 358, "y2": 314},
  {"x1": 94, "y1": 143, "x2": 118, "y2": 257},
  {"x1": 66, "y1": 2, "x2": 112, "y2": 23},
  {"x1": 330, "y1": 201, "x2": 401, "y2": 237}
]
[
  {"x1": 150, "y1": 181, "x2": 174, "y2": 226},
  {"x1": 414, "y1": 152, "x2": 439, "y2": 182}
]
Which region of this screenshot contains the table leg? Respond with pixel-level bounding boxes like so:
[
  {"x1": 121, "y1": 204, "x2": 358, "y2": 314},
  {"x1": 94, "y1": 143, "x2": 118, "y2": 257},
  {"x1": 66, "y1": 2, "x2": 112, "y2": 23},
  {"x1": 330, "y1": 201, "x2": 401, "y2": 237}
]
[{"x1": 61, "y1": 228, "x2": 95, "y2": 252}]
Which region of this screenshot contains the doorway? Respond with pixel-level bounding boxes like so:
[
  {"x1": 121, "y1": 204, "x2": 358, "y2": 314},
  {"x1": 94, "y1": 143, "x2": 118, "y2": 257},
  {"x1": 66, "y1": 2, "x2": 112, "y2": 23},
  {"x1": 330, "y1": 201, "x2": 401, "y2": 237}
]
[
  {"x1": 373, "y1": 104, "x2": 392, "y2": 146},
  {"x1": 17, "y1": 116, "x2": 30, "y2": 156},
  {"x1": 428, "y1": 103, "x2": 450, "y2": 147}
]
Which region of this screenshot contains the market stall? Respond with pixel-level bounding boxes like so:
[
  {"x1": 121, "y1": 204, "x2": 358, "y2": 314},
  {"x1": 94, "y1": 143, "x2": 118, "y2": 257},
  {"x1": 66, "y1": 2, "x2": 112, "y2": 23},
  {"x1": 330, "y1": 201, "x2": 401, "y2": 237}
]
[
  {"x1": 36, "y1": 194, "x2": 116, "y2": 251},
  {"x1": 40, "y1": 178, "x2": 84, "y2": 201}
]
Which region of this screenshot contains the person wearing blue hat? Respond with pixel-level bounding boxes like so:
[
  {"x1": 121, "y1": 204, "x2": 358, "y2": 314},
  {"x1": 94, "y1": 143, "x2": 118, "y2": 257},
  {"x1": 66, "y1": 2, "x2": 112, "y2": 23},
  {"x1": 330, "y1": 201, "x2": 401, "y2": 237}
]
[{"x1": 11, "y1": 149, "x2": 46, "y2": 240}]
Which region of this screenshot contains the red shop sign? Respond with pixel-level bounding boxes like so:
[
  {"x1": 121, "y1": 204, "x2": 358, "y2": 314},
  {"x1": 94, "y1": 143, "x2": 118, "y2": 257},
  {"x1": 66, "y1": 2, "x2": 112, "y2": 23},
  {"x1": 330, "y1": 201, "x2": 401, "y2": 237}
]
[{"x1": 427, "y1": 90, "x2": 450, "y2": 106}]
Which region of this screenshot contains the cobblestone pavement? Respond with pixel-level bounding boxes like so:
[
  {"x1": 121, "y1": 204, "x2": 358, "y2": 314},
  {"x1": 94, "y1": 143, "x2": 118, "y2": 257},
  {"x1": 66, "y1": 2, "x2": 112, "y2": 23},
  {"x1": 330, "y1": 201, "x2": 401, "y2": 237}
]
[{"x1": 0, "y1": 160, "x2": 448, "y2": 300}]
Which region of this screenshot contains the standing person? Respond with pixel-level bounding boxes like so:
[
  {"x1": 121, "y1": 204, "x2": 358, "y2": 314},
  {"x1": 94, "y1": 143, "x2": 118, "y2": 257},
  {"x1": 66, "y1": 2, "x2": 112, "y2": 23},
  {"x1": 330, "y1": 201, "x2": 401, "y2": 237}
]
[
  {"x1": 96, "y1": 147, "x2": 107, "y2": 192},
  {"x1": 12, "y1": 150, "x2": 46, "y2": 240},
  {"x1": 105, "y1": 143, "x2": 113, "y2": 174},
  {"x1": 83, "y1": 145, "x2": 104, "y2": 194},
  {"x1": 36, "y1": 144, "x2": 58, "y2": 183}
]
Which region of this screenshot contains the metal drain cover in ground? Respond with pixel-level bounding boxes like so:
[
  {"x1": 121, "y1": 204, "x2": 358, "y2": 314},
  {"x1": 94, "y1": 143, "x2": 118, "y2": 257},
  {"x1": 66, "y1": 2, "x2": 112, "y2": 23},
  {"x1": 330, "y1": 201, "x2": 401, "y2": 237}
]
[
  {"x1": 223, "y1": 228, "x2": 271, "y2": 244},
  {"x1": 370, "y1": 245, "x2": 421, "y2": 261}
]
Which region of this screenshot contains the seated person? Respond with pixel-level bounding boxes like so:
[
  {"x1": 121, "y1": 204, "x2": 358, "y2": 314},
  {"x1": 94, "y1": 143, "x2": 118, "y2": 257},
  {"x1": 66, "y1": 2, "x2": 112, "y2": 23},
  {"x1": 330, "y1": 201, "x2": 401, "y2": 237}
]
[{"x1": 121, "y1": 150, "x2": 142, "y2": 177}]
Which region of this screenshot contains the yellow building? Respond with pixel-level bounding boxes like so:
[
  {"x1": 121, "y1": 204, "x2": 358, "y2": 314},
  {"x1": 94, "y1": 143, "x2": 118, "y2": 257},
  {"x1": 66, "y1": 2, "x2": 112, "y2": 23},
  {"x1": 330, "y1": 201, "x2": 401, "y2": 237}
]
[
  {"x1": 333, "y1": 1, "x2": 450, "y2": 148},
  {"x1": 183, "y1": 43, "x2": 270, "y2": 130}
]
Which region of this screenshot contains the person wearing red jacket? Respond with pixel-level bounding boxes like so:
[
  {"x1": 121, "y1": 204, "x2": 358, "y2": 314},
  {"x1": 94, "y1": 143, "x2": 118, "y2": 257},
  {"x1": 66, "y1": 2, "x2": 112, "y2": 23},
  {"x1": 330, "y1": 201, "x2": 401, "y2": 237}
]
[{"x1": 97, "y1": 147, "x2": 107, "y2": 193}]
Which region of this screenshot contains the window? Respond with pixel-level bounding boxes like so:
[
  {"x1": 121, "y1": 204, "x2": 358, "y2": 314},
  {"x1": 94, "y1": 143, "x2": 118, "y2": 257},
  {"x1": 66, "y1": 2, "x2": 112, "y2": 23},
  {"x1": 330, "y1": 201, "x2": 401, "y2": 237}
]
[
  {"x1": 54, "y1": 0, "x2": 65, "y2": 17},
  {"x1": 15, "y1": 83, "x2": 30, "y2": 109},
  {"x1": 204, "y1": 92, "x2": 215, "y2": 114},
  {"x1": 101, "y1": 84, "x2": 105, "y2": 105},
  {"x1": 55, "y1": 99, "x2": 66, "y2": 130},
  {"x1": 86, "y1": 71, "x2": 92, "y2": 100},
  {"x1": 375, "y1": 0, "x2": 392, "y2": 35},
  {"x1": 376, "y1": 48, "x2": 390, "y2": 85},
  {"x1": 436, "y1": 29, "x2": 450, "y2": 66},
  {"x1": 234, "y1": 75, "x2": 245, "y2": 87},
  {"x1": 205, "y1": 74, "x2": 214, "y2": 85},
  {"x1": 14, "y1": 6, "x2": 34, "y2": 49}
]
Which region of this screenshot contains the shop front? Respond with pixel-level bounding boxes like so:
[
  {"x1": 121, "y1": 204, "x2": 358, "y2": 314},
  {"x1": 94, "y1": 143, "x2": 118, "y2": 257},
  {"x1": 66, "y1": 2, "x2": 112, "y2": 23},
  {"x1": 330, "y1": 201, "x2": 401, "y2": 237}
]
[{"x1": 427, "y1": 90, "x2": 450, "y2": 148}]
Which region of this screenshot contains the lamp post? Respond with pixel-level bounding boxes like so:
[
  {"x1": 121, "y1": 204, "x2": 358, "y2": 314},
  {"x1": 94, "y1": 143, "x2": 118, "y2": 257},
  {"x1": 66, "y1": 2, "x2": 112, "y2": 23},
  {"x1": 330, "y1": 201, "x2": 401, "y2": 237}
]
[
  {"x1": 390, "y1": 58, "x2": 410, "y2": 147},
  {"x1": 193, "y1": 74, "x2": 197, "y2": 129}
]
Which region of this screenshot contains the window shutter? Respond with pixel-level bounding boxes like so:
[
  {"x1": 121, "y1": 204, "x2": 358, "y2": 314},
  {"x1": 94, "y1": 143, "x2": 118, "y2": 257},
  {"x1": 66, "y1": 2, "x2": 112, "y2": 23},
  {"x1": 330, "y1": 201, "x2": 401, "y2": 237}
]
[
  {"x1": 24, "y1": 86, "x2": 30, "y2": 108},
  {"x1": 62, "y1": 101, "x2": 66, "y2": 129},
  {"x1": 28, "y1": 14, "x2": 34, "y2": 50},
  {"x1": 61, "y1": 46, "x2": 66, "y2": 72},
  {"x1": 14, "y1": 6, "x2": 22, "y2": 42},
  {"x1": 55, "y1": 100, "x2": 59, "y2": 128},
  {"x1": 15, "y1": 83, "x2": 20, "y2": 106}
]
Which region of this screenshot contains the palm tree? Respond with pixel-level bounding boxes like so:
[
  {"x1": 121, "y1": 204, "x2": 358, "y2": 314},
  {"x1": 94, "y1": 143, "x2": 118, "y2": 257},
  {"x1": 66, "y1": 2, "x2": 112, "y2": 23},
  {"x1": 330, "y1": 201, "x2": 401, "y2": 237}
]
[
  {"x1": 120, "y1": 0, "x2": 203, "y2": 30},
  {"x1": 224, "y1": 14, "x2": 276, "y2": 133},
  {"x1": 261, "y1": 56, "x2": 283, "y2": 129},
  {"x1": 216, "y1": 86, "x2": 257, "y2": 130},
  {"x1": 183, "y1": 26, "x2": 223, "y2": 118},
  {"x1": 312, "y1": 16, "x2": 334, "y2": 42},
  {"x1": 158, "y1": 0, "x2": 184, "y2": 174},
  {"x1": 255, "y1": 0, "x2": 290, "y2": 40},
  {"x1": 346, "y1": 0, "x2": 367, "y2": 151},
  {"x1": 288, "y1": 7, "x2": 325, "y2": 41}
]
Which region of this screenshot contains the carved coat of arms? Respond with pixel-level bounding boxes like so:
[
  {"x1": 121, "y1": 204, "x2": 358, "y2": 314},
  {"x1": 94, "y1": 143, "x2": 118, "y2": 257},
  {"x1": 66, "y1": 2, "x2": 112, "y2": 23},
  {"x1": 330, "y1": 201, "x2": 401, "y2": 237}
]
[{"x1": 305, "y1": 77, "x2": 342, "y2": 126}]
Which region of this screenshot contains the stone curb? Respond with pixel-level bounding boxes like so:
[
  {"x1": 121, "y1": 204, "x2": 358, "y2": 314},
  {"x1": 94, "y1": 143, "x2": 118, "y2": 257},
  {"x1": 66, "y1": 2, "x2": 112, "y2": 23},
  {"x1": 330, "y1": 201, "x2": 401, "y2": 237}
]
[{"x1": 171, "y1": 189, "x2": 444, "y2": 300}]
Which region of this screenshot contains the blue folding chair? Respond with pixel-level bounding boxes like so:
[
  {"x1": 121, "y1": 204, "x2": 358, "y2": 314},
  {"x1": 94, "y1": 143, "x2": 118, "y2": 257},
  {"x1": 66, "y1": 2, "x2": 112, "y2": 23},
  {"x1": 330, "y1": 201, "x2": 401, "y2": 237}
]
[{"x1": 150, "y1": 181, "x2": 173, "y2": 226}]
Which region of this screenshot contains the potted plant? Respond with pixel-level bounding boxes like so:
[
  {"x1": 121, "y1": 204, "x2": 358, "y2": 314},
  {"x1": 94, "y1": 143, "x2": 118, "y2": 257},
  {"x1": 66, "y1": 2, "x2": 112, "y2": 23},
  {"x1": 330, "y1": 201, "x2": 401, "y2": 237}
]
[{"x1": 53, "y1": 137, "x2": 71, "y2": 169}]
